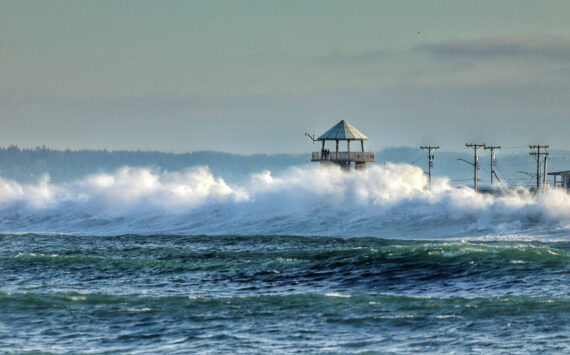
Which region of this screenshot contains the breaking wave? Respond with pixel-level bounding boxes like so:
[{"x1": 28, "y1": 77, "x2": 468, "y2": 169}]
[{"x1": 1, "y1": 163, "x2": 570, "y2": 238}]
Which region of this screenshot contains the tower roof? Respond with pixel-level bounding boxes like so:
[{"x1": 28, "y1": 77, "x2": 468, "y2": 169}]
[{"x1": 318, "y1": 120, "x2": 368, "y2": 141}]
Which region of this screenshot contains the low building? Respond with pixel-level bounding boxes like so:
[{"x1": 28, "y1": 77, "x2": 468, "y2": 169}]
[{"x1": 548, "y1": 170, "x2": 570, "y2": 189}]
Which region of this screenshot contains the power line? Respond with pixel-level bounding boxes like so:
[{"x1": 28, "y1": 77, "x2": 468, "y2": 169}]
[
  {"x1": 409, "y1": 154, "x2": 425, "y2": 165},
  {"x1": 494, "y1": 161, "x2": 515, "y2": 185}
]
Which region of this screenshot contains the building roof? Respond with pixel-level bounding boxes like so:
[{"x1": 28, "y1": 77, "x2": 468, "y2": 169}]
[
  {"x1": 318, "y1": 120, "x2": 368, "y2": 141},
  {"x1": 548, "y1": 170, "x2": 570, "y2": 176}
]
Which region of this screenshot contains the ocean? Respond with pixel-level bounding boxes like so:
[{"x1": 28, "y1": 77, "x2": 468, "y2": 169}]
[{"x1": 0, "y1": 164, "x2": 569, "y2": 353}]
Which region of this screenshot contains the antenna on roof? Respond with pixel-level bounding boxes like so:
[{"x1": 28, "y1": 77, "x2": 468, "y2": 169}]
[{"x1": 305, "y1": 132, "x2": 317, "y2": 142}]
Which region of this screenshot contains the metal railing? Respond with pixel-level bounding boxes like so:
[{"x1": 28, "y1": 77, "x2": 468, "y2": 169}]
[{"x1": 311, "y1": 151, "x2": 375, "y2": 162}]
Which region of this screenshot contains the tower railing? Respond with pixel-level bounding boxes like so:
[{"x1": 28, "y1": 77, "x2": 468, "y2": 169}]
[{"x1": 311, "y1": 151, "x2": 375, "y2": 162}]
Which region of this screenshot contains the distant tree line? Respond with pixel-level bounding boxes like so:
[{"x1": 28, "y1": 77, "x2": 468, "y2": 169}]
[
  {"x1": 0, "y1": 145, "x2": 308, "y2": 183},
  {"x1": 0, "y1": 145, "x2": 568, "y2": 186}
]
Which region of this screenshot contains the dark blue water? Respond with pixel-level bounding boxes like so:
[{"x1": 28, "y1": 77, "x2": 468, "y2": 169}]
[{"x1": 1, "y1": 234, "x2": 568, "y2": 353}]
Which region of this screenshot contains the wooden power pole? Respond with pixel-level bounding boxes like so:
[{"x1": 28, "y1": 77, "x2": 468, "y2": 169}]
[
  {"x1": 466, "y1": 144, "x2": 486, "y2": 191},
  {"x1": 484, "y1": 146, "x2": 501, "y2": 186},
  {"x1": 529, "y1": 145, "x2": 549, "y2": 192},
  {"x1": 420, "y1": 146, "x2": 439, "y2": 190}
]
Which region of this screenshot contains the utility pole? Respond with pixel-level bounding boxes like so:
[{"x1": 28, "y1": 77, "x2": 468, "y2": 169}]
[
  {"x1": 420, "y1": 146, "x2": 439, "y2": 190},
  {"x1": 543, "y1": 154, "x2": 548, "y2": 191},
  {"x1": 465, "y1": 143, "x2": 486, "y2": 191},
  {"x1": 484, "y1": 146, "x2": 501, "y2": 186},
  {"x1": 529, "y1": 145, "x2": 549, "y2": 192}
]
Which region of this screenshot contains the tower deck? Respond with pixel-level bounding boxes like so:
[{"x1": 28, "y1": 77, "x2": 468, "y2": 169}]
[{"x1": 311, "y1": 151, "x2": 375, "y2": 163}]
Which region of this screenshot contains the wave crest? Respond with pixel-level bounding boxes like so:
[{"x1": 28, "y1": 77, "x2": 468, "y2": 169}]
[{"x1": 1, "y1": 164, "x2": 570, "y2": 238}]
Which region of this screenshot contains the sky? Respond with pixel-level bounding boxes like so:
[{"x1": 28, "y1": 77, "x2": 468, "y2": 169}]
[{"x1": 1, "y1": 0, "x2": 570, "y2": 154}]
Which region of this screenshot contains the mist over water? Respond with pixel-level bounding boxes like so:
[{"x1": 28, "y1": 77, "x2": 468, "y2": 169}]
[{"x1": 1, "y1": 163, "x2": 569, "y2": 239}]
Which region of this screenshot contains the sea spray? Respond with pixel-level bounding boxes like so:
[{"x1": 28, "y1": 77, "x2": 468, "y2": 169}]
[{"x1": 0, "y1": 164, "x2": 570, "y2": 237}]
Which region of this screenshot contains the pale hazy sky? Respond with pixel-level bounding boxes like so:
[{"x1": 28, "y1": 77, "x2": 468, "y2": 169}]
[{"x1": 1, "y1": 1, "x2": 570, "y2": 153}]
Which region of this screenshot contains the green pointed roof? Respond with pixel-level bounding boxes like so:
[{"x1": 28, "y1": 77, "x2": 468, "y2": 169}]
[{"x1": 318, "y1": 120, "x2": 368, "y2": 141}]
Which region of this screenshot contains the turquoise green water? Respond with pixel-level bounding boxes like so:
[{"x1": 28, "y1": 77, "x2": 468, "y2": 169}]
[{"x1": 1, "y1": 234, "x2": 568, "y2": 353}]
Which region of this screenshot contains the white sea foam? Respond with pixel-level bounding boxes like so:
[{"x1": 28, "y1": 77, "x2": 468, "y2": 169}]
[{"x1": 0, "y1": 163, "x2": 569, "y2": 239}]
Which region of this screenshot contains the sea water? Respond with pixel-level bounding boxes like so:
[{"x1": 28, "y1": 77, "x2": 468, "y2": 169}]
[{"x1": 0, "y1": 164, "x2": 568, "y2": 353}]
